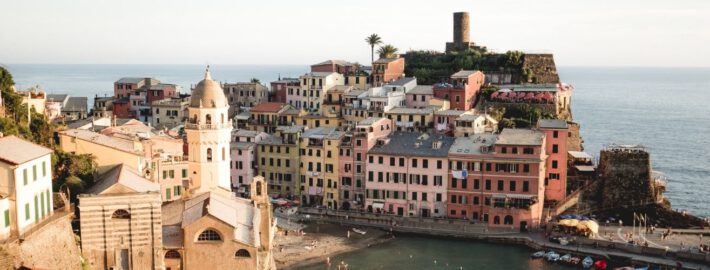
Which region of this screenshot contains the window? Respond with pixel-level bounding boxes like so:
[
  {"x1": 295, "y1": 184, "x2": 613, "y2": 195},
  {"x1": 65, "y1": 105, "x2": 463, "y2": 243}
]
[
  {"x1": 552, "y1": 160, "x2": 558, "y2": 169},
  {"x1": 399, "y1": 158, "x2": 405, "y2": 167},
  {"x1": 42, "y1": 161, "x2": 47, "y2": 177},
  {"x1": 182, "y1": 169, "x2": 187, "y2": 178},
  {"x1": 207, "y1": 148, "x2": 213, "y2": 162},
  {"x1": 523, "y1": 181, "x2": 530, "y2": 192},
  {"x1": 390, "y1": 157, "x2": 395, "y2": 166},
  {"x1": 504, "y1": 215, "x2": 514, "y2": 225},
  {"x1": 3, "y1": 209, "x2": 9, "y2": 227},
  {"x1": 23, "y1": 168, "x2": 28, "y2": 185},
  {"x1": 552, "y1": 144, "x2": 559, "y2": 154},
  {"x1": 474, "y1": 179, "x2": 480, "y2": 190},
  {"x1": 523, "y1": 164, "x2": 530, "y2": 173},
  {"x1": 423, "y1": 159, "x2": 428, "y2": 168},
  {"x1": 510, "y1": 181, "x2": 516, "y2": 192},
  {"x1": 166, "y1": 188, "x2": 171, "y2": 200},
  {"x1": 485, "y1": 180, "x2": 491, "y2": 190},
  {"x1": 165, "y1": 250, "x2": 181, "y2": 259},
  {"x1": 197, "y1": 229, "x2": 222, "y2": 241},
  {"x1": 411, "y1": 159, "x2": 417, "y2": 168},
  {"x1": 112, "y1": 209, "x2": 131, "y2": 219},
  {"x1": 523, "y1": 147, "x2": 534, "y2": 154},
  {"x1": 497, "y1": 180, "x2": 504, "y2": 191},
  {"x1": 174, "y1": 186, "x2": 181, "y2": 196},
  {"x1": 437, "y1": 160, "x2": 442, "y2": 169},
  {"x1": 235, "y1": 249, "x2": 251, "y2": 258}
]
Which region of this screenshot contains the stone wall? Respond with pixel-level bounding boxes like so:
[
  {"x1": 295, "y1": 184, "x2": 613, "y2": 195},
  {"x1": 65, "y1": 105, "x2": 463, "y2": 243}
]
[
  {"x1": 566, "y1": 121, "x2": 583, "y2": 152},
  {"x1": 0, "y1": 211, "x2": 82, "y2": 270},
  {"x1": 598, "y1": 147, "x2": 655, "y2": 209}
]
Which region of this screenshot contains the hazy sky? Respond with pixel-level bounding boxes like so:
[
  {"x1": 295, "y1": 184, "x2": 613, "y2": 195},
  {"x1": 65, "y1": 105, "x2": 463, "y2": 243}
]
[{"x1": 1, "y1": 0, "x2": 708, "y2": 66}]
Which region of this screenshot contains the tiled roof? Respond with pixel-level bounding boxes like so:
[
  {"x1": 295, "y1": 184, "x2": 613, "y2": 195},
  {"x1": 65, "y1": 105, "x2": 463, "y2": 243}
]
[
  {"x1": 301, "y1": 72, "x2": 337, "y2": 78},
  {"x1": 65, "y1": 97, "x2": 88, "y2": 112},
  {"x1": 0, "y1": 136, "x2": 53, "y2": 165},
  {"x1": 449, "y1": 134, "x2": 498, "y2": 155},
  {"x1": 386, "y1": 106, "x2": 438, "y2": 115},
  {"x1": 116, "y1": 77, "x2": 153, "y2": 84},
  {"x1": 387, "y1": 77, "x2": 416, "y2": 86},
  {"x1": 407, "y1": 85, "x2": 434, "y2": 95},
  {"x1": 368, "y1": 132, "x2": 454, "y2": 157},
  {"x1": 60, "y1": 129, "x2": 144, "y2": 155},
  {"x1": 251, "y1": 102, "x2": 286, "y2": 113},
  {"x1": 313, "y1": 60, "x2": 354, "y2": 66}
]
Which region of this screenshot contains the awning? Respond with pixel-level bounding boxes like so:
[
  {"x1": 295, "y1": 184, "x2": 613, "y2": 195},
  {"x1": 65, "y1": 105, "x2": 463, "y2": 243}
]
[
  {"x1": 372, "y1": 202, "x2": 385, "y2": 209},
  {"x1": 507, "y1": 194, "x2": 536, "y2": 200},
  {"x1": 568, "y1": 151, "x2": 592, "y2": 159},
  {"x1": 491, "y1": 194, "x2": 506, "y2": 199},
  {"x1": 575, "y1": 165, "x2": 595, "y2": 172}
]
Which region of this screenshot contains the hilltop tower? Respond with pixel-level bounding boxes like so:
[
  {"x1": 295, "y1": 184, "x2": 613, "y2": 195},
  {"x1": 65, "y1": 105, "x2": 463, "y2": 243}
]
[
  {"x1": 185, "y1": 67, "x2": 233, "y2": 194},
  {"x1": 446, "y1": 11, "x2": 485, "y2": 53}
]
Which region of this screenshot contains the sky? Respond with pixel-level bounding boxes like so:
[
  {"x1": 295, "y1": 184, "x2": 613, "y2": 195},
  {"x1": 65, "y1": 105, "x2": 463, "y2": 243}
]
[{"x1": 1, "y1": 0, "x2": 709, "y2": 67}]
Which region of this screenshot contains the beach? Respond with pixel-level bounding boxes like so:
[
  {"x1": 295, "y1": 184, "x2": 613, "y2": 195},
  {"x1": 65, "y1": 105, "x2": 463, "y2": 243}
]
[{"x1": 274, "y1": 222, "x2": 392, "y2": 270}]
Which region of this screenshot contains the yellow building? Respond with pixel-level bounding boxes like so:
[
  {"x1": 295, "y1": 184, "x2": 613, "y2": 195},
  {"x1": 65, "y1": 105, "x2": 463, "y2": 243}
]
[
  {"x1": 299, "y1": 127, "x2": 345, "y2": 209},
  {"x1": 257, "y1": 125, "x2": 306, "y2": 197},
  {"x1": 59, "y1": 129, "x2": 148, "y2": 174},
  {"x1": 384, "y1": 106, "x2": 441, "y2": 133}
]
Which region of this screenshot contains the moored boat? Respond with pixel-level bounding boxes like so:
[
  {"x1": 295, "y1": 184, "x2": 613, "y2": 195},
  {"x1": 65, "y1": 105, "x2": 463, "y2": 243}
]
[
  {"x1": 582, "y1": 256, "x2": 594, "y2": 269},
  {"x1": 531, "y1": 251, "x2": 546, "y2": 258},
  {"x1": 559, "y1": 254, "x2": 572, "y2": 263},
  {"x1": 569, "y1": 256, "x2": 581, "y2": 265},
  {"x1": 546, "y1": 252, "x2": 561, "y2": 262}
]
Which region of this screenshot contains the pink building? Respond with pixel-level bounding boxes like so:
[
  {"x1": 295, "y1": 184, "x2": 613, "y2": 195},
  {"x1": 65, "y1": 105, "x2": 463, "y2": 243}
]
[
  {"x1": 310, "y1": 60, "x2": 358, "y2": 74},
  {"x1": 338, "y1": 117, "x2": 393, "y2": 210},
  {"x1": 230, "y1": 130, "x2": 269, "y2": 192},
  {"x1": 372, "y1": 58, "x2": 405, "y2": 86},
  {"x1": 366, "y1": 133, "x2": 454, "y2": 217},
  {"x1": 447, "y1": 129, "x2": 546, "y2": 230},
  {"x1": 434, "y1": 110, "x2": 468, "y2": 136},
  {"x1": 270, "y1": 78, "x2": 299, "y2": 103},
  {"x1": 537, "y1": 119, "x2": 569, "y2": 202},
  {"x1": 405, "y1": 85, "x2": 434, "y2": 108},
  {"x1": 433, "y1": 70, "x2": 485, "y2": 110}
]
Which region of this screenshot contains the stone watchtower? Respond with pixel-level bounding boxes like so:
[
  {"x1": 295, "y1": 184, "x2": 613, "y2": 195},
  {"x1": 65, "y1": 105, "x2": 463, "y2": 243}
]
[
  {"x1": 446, "y1": 12, "x2": 485, "y2": 53},
  {"x1": 598, "y1": 145, "x2": 657, "y2": 209}
]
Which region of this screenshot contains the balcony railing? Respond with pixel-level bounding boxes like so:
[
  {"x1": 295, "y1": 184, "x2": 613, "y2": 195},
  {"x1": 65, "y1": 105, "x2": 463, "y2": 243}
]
[{"x1": 185, "y1": 122, "x2": 233, "y2": 130}]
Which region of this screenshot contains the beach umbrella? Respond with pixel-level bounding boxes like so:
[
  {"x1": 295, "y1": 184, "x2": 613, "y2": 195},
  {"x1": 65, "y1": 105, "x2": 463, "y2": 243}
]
[
  {"x1": 499, "y1": 89, "x2": 512, "y2": 92},
  {"x1": 499, "y1": 92, "x2": 508, "y2": 98},
  {"x1": 543, "y1": 92, "x2": 554, "y2": 101},
  {"x1": 524, "y1": 92, "x2": 535, "y2": 100},
  {"x1": 580, "y1": 220, "x2": 599, "y2": 235},
  {"x1": 517, "y1": 92, "x2": 526, "y2": 99}
]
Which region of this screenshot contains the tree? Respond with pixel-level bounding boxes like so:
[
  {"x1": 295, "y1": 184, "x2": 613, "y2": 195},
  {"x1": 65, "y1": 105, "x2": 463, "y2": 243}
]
[
  {"x1": 504, "y1": 50, "x2": 524, "y2": 69},
  {"x1": 365, "y1": 33, "x2": 382, "y2": 64},
  {"x1": 377, "y1": 44, "x2": 398, "y2": 59},
  {"x1": 250, "y1": 78, "x2": 260, "y2": 84}
]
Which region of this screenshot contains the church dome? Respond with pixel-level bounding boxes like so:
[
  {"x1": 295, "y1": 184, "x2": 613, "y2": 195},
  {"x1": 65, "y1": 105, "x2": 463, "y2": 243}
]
[{"x1": 190, "y1": 68, "x2": 227, "y2": 108}]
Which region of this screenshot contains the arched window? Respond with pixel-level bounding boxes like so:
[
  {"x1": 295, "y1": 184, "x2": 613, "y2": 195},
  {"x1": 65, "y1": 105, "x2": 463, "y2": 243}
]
[
  {"x1": 197, "y1": 229, "x2": 222, "y2": 241},
  {"x1": 504, "y1": 215, "x2": 514, "y2": 225},
  {"x1": 222, "y1": 147, "x2": 226, "y2": 161},
  {"x1": 493, "y1": 216, "x2": 501, "y2": 224},
  {"x1": 192, "y1": 114, "x2": 198, "y2": 123},
  {"x1": 112, "y1": 209, "x2": 130, "y2": 219},
  {"x1": 165, "y1": 250, "x2": 181, "y2": 259},
  {"x1": 235, "y1": 249, "x2": 251, "y2": 258},
  {"x1": 207, "y1": 148, "x2": 213, "y2": 162},
  {"x1": 256, "y1": 181, "x2": 262, "y2": 196},
  {"x1": 206, "y1": 114, "x2": 212, "y2": 125}
]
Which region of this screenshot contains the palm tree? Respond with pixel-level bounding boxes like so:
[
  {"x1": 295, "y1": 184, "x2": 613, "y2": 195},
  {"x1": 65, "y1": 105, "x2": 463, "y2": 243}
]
[
  {"x1": 365, "y1": 34, "x2": 382, "y2": 64},
  {"x1": 377, "y1": 44, "x2": 399, "y2": 59}
]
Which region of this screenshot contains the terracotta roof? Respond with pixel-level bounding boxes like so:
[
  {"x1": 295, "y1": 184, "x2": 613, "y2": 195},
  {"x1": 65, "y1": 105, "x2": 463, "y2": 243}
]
[
  {"x1": 251, "y1": 102, "x2": 286, "y2": 113},
  {"x1": 0, "y1": 136, "x2": 53, "y2": 165}
]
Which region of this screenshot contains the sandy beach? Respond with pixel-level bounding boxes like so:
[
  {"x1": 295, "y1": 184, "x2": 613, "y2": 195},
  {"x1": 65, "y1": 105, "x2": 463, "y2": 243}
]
[{"x1": 274, "y1": 222, "x2": 392, "y2": 270}]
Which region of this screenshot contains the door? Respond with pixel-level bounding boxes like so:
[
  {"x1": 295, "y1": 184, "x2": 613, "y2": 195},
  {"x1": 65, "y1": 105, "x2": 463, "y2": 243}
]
[
  {"x1": 520, "y1": 221, "x2": 528, "y2": 232},
  {"x1": 397, "y1": 207, "x2": 404, "y2": 216},
  {"x1": 117, "y1": 249, "x2": 129, "y2": 270}
]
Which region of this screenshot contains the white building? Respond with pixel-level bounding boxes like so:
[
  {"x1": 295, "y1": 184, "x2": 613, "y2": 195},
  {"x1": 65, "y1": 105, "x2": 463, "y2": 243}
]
[
  {"x1": 293, "y1": 72, "x2": 344, "y2": 114},
  {"x1": 0, "y1": 135, "x2": 54, "y2": 239}
]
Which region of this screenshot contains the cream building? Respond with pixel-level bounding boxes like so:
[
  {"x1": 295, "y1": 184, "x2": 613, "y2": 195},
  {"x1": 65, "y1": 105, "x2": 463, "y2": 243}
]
[{"x1": 0, "y1": 135, "x2": 54, "y2": 240}]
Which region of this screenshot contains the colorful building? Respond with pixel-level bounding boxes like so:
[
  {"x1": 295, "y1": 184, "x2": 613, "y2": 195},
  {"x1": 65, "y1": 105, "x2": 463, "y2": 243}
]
[
  {"x1": 230, "y1": 129, "x2": 269, "y2": 193},
  {"x1": 270, "y1": 77, "x2": 299, "y2": 103},
  {"x1": 371, "y1": 57, "x2": 405, "y2": 86},
  {"x1": 538, "y1": 119, "x2": 569, "y2": 202},
  {"x1": 447, "y1": 129, "x2": 546, "y2": 229},
  {"x1": 299, "y1": 127, "x2": 345, "y2": 208},
  {"x1": 223, "y1": 82, "x2": 270, "y2": 116},
  {"x1": 257, "y1": 125, "x2": 306, "y2": 197},
  {"x1": 433, "y1": 70, "x2": 485, "y2": 110},
  {"x1": 366, "y1": 133, "x2": 454, "y2": 217},
  {"x1": 295, "y1": 72, "x2": 345, "y2": 114}
]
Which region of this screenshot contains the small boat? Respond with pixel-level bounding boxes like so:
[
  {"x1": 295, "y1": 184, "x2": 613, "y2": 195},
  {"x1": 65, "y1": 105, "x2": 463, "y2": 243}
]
[
  {"x1": 594, "y1": 260, "x2": 608, "y2": 270},
  {"x1": 543, "y1": 251, "x2": 556, "y2": 259},
  {"x1": 582, "y1": 256, "x2": 594, "y2": 269},
  {"x1": 569, "y1": 257, "x2": 581, "y2": 265},
  {"x1": 352, "y1": 228, "x2": 367, "y2": 235},
  {"x1": 546, "y1": 252, "x2": 560, "y2": 262},
  {"x1": 559, "y1": 238, "x2": 570, "y2": 246},
  {"x1": 531, "y1": 251, "x2": 546, "y2": 258},
  {"x1": 559, "y1": 254, "x2": 572, "y2": 263}
]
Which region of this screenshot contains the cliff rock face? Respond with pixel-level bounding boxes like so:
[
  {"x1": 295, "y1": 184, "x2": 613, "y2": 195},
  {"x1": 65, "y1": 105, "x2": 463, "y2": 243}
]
[
  {"x1": 0, "y1": 214, "x2": 82, "y2": 270},
  {"x1": 597, "y1": 146, "x2": 656, "y2": 209}
]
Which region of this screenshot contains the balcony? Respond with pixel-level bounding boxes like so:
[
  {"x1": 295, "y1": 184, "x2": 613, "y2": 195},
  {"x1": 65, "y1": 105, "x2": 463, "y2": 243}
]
[{"x1": 185, "y1": 122, "x2": 233, "y2": 130}]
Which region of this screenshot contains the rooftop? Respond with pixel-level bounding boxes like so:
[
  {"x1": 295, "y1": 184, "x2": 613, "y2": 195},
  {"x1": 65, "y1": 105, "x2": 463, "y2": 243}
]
[
  {"x1": 85, "y1": 164, "x2": 159, "y2": 195},
  {"x1": 302, "y1": 127, "x2": 345, "y2": 140},
  {"x1": 368, "y1": 132, "x2": 454, "y2": 157},
  {"x1": 435, "y1": 109, "x2": 470, "y2": 117},
  {"x1": 116, "y1": 77, "x2": 155, "y2": 84},
  {"x1": 496, "y1": 128, "x2": 545, "y2": 146},
  {"x1": 0, "y1": 135, "x2": 53, "y2": 165},
  {"x1": 301, "y1": 72, "x2": 338, "y2": 78},
  {"x1": 313, "y1": 60, "x2": 354, "y2": 66},
  {"x1": 232, "y1": 129, "x2": 261, "y2": 138},
  {"x1": 451, "y1": 70, "x2": 480, "y2": 78},
  {"x1": 46, "y1": 94, "x2": 68, "y2": 102},
  {"x1": 449, "y1": 133, "x2": 499, "y2": 155},
  {"x1": 386, "y1": 106, "x2": 438, "y2": 115},
  {"x1": 407, "y1": 85, "x2": 434, "y2": 95},
  {"x1": 373, "y1": 58, "x2": 401, "y2": 64},
  {"x1": 276, "y1": 125, "x2": 306, "y2": 134},
  {"x1": 387, "y1": 77, "x2": 416, "y2": 86},
  {"x1": 357, "y1": 117, "x2": 386, "y2": 127},
  {"x1": 538, "y1": 119, "x2": 568, "y2": 129},
  {"x1": 60, "y1": 129, "x2": 144, "y2": 155},
  {"x1": 64, "y1": 96, "x2": 88, "y2": 112},
  {"x1": 251, "y1": 102, "x2": 287, "y2": 113}
]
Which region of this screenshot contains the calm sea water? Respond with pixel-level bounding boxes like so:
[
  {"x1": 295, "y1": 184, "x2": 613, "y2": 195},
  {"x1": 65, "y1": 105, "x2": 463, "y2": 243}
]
[
  {"x1": 295, "y1": 235, "x2": 574, "y2": 270},
  {"x1": 5, "y1": 65, "x2": 709, "y2": 218}
]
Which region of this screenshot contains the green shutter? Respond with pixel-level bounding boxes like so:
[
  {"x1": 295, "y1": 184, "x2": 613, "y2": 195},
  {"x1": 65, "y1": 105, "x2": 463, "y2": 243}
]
[
  {"x1": 23, "y1": 169, "x2": 28, "y2": 185},
  {"x1": 42, "y1": 161, "x2": 47, "y2": 177},
  {"x1": 34, "y1": 195, "x2": 39, "y2": 221},
  {"x1": 166, "y1": 188, "x2": 171, "y2": 200},
  {"x1": 182, "y1": 169, "x2": 187, "y2": 178},
  {"x1": 25, "y1": 203, "x2": 30, "y2": 220},
  {"x1": 33, "y1": 165, "x2": 37, "y2": 181},
  {"x1": 40, "y1": 193, "x2": 45, "y2": 218},
  {"x1": 46, "y1": 190, "x2": 51, "y2": 213},
  {"x1": 4, "y1": 210, "x2": 9, "y2": 227}
]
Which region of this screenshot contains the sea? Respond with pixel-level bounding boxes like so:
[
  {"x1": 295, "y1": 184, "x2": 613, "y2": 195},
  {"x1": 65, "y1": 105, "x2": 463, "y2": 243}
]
[{"x1": 5, "y1": 64, "x2": 709, "y2": 269}]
